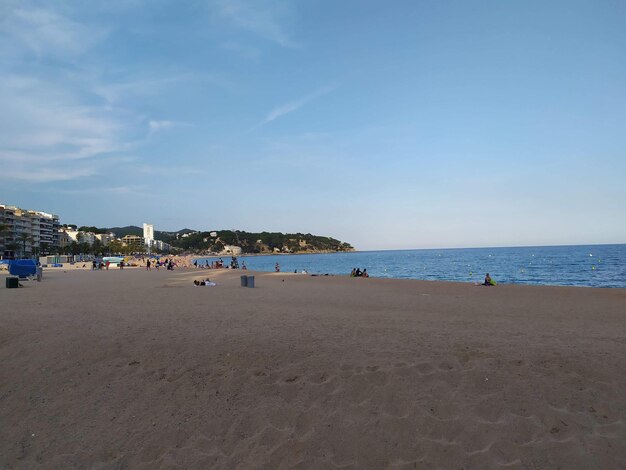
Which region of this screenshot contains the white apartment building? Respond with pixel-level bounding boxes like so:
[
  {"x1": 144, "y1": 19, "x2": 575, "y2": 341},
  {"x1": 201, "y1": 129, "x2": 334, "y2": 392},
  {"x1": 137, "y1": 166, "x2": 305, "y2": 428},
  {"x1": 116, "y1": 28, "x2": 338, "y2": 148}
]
[
  {"x1": 95, "y1": 233, "x2": 115, "y2": 246},
  {"x1": 151, "y1": 239, "x2": 171, "y2": 252},
  {"x1": 143, "y1": 223, "x2": 154, "y2": 247},
  {"x1": 1, "y1": 203, "x2": 60, "y2": 259},
  {"x1": 60, "y1": 229, "x2": 98, "y2": 246}
]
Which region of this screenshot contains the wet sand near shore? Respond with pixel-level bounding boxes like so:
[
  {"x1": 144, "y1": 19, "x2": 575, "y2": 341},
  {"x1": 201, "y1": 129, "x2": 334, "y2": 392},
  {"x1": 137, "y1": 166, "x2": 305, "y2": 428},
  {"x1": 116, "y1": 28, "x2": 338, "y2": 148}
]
[{"x1": 1, "y1": 268, "x2": 625, "y2": 468}]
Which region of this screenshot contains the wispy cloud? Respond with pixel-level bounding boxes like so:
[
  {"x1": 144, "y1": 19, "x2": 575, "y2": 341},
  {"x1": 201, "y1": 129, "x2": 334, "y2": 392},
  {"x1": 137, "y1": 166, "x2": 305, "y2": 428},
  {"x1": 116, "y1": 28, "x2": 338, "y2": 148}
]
[
  {"x1": 214, "y1": 0, "x2": 299, "y2": 48},
  {"x1": 91, "y1": 75, "x2": 193, "y2": 105},
  {"x1": 0, "y1": 144, "x2": 139, "y2": 183},
  {"x1": 0, "y1": 3, "x2": 133, "y2": 183},
  {"x1": 260, "y1": 85, "x2": 336, "y2": 125},
  {"x1": 149, "y1": 120, "x2": 177, "y2": 132},
  {"x1": 125, "y1": 163, "x2": 204, "y2": 176},
  {"x1": 0, "y1": 6, "x2": 108, "y2": 60},
  {"x1": 0, "y1": 148, "x2": 99, "y2": 182},
  {"x1": 41, "y1": 185, "x2": 152, "y2": 196},
  {"x1": 0, "y1": 3, "x2": 190, "y2": 184},
  {"x1": 0, "y1": 73, "x2": 139, "y2": 163}
]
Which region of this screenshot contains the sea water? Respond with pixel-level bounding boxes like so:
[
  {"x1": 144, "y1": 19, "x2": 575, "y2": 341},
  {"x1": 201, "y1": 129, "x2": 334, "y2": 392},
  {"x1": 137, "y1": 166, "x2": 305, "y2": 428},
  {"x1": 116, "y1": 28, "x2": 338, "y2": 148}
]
[{"x1": 194, "y1": 244, "x2": 626, "y2": 288}]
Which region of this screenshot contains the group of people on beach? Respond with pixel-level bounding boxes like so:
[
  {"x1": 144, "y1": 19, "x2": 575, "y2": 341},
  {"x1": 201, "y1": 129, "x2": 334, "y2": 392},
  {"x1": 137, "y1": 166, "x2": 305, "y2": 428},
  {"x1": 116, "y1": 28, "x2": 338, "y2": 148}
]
[
  {"x1": 92, "y1": 260, "x2": 108, "y2": 270},
  {"x1": 193, "y1": 257, "x2": 247, "y2": 270},
  {"x1": 146, "y1": 259, "x2": 175, "y2": 271},
  {"x1": 91, "y1": 260, "x2": 125, "y2": 270},
  {"x1": 350, "y1": 268, "x2": 369, "y2": 278},
  {"x1": 195, "y1": 259, "x2": 225, "y2": 269}
]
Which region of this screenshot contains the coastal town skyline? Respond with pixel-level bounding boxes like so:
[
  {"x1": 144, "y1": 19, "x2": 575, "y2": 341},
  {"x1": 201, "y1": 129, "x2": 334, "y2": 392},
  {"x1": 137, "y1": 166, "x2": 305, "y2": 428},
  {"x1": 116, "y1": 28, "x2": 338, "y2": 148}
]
[
  {"x1": 2, "y1": 199, "x2": 622, "y2": 255},
  {"x1": 1, "y1": 1, "x2": 625, "y2": 250}
]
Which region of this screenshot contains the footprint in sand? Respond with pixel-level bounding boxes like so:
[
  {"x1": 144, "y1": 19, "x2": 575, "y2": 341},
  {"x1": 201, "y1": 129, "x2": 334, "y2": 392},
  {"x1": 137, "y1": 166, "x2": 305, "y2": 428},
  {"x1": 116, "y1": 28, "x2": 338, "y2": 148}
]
[
  {"x1": 309, "y1": 372, "x2": 330, "y2": 384},
  {"x1": 415, "y1": 362, "x2": 435, "y2": 375}
]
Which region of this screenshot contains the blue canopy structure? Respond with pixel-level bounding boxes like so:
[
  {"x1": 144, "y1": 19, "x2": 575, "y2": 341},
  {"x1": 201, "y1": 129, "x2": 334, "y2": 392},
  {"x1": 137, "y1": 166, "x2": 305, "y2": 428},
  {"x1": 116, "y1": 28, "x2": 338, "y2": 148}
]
[{"x1": 8, "y1": 259, "x2": 38, "y2": 279}]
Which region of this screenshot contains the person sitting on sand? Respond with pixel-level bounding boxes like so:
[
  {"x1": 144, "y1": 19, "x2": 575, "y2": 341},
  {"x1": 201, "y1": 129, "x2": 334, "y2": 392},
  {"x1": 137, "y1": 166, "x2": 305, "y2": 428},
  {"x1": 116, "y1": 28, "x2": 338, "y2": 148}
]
[
  {"x1": 362, "y1": 269, "x2": 369, "y2": 278},
  {"x1": 355, "y1": 268, "x2": 362, "y2": 277},
  {"x1": 483, "y1": 273, "x2": 496, "y2": 286},
  {"x1": 350, "y1": 268, "x2": 356, "y2": 277},
  {"x1": 275, "y1": 263, "x2": 280, "y2": 272},
  {"x1": 194, "y1": 278, "x2": 216, "y2": 286}
]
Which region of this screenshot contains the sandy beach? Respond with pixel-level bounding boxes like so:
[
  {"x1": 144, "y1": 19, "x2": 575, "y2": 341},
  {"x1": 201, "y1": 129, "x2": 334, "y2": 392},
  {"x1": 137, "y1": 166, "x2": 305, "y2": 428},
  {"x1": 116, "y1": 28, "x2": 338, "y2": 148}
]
[{"x1": 1, "y1": 268, "x2": 624, "y2": 469}]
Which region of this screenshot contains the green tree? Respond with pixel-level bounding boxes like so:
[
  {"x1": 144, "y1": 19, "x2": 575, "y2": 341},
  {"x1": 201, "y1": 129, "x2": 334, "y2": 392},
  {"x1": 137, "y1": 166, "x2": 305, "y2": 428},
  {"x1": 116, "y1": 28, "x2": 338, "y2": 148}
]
[
  {"x1": 69, "y1": 241, "x2": 80, "y2": 255},
  {"x1": 0, "y1": 223, "x2": 8, "y2": 256},
  {"x1": 78, "y1": 226, "x2": 106, "y2": 234},
  {"x1": 91, "y1": 239, "x2": 103, "y2": 256},
  {"x1": 211, "y1": 241, "x2": 224, "y2": 253},
  {"x1": 107, "y1": 240, "x2": 131, "y2": 255},
  {"x1": 6, "y1": 242, "x2": 19, "y2": 259},
  {"x1": 18, "y1": 233, "x2": 33, "y2": 258}
]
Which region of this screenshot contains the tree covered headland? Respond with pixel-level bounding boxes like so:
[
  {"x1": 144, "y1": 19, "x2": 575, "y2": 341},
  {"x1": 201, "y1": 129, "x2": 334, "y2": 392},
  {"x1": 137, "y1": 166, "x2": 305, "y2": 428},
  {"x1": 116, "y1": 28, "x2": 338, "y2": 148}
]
[
  {"x1": 63, "y1": 225, "x2": 355, "y2": 255},
  {"x1": 172, "y1": 230, "x2": 354, "y2": 254}
]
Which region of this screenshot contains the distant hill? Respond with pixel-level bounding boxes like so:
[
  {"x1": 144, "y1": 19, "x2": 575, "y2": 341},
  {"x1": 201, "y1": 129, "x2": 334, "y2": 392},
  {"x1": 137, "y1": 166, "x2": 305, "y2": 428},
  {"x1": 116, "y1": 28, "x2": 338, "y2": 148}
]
[
  {"x1": 75, "y1": 225, "x2": 354, "y2": 254},
  {"x1": 104, "y1": 225, "x2": 142, "y2": 238},
  {"x1": 100, "y1": 226, "x2": 191, "y2": 242},
  {"x1": 170, "y1": 230, "x2": 354, "y2": 254},
  {"x1": 154, "y1": 228, "x2": 195, "y2": 242}
]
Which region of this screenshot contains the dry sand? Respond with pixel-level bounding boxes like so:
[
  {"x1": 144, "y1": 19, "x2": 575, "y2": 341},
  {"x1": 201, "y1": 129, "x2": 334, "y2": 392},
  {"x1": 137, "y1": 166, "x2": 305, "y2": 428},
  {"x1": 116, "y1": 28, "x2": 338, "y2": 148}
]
[{"x1": 1, "y1": 268, "x2": 625, "y2": 469}]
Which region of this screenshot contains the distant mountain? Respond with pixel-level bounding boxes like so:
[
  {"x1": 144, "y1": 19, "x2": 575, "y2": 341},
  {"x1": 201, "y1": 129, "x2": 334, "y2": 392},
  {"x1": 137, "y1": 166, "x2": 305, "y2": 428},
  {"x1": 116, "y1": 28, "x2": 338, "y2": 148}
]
[
  {"x1": 170, "y1": 230, "x2": 354, "y2": 254},
  {"x1": 103, "y1": 226, "x2": 193, "y2": 242},
  {"x1": 105, "y1": 225, "x2": 143, "y2": 238},
  {"x1": 75, "y1": 225, "x2": 354, "y2": 254},
  {"x1": 154, "y1": 228, "x2": 195, "y2": 242}
]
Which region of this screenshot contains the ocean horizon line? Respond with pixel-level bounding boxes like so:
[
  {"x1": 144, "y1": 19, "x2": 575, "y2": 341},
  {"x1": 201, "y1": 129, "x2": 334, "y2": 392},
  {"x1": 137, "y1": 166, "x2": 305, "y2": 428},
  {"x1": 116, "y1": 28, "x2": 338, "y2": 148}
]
[{"x1": 352, "y1": 242, "x2": 626, "y2": 253}]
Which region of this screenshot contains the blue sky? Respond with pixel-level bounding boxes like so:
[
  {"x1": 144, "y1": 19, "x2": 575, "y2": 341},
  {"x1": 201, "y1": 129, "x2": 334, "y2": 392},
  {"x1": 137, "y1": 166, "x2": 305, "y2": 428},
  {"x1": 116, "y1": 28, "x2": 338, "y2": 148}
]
[{"x1": 1, "y1": 0, "x2": 625, "y2": 249}]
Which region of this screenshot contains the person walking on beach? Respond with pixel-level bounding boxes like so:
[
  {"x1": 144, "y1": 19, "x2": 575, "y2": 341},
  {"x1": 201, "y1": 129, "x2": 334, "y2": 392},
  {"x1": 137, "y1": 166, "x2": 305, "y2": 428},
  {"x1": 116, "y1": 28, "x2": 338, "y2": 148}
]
[{"x1": 146, "y1": 259, "x2": 151, "y2": 271}]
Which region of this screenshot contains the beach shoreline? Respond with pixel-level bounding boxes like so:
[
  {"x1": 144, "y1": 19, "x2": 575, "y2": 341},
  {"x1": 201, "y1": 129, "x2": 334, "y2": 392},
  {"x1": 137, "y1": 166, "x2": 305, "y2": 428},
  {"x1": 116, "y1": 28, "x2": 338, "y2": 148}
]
[{"x1": 1, "y1": 269, "x2": 624, "y2": 468}]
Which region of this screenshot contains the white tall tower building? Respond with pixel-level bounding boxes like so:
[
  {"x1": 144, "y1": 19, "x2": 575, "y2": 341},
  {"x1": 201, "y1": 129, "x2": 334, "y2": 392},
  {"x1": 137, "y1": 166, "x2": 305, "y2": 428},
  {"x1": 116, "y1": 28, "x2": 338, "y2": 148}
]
[{"x1": 143, "y1": 223, "x2": 154, "y2": 247}]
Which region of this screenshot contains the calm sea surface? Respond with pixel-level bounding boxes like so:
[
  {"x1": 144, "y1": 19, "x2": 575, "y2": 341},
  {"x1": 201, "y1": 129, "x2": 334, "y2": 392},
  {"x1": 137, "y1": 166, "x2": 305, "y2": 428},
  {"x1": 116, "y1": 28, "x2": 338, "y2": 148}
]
[{"x1": 194, "y1": 244, "x2": 626, "y2": 288}]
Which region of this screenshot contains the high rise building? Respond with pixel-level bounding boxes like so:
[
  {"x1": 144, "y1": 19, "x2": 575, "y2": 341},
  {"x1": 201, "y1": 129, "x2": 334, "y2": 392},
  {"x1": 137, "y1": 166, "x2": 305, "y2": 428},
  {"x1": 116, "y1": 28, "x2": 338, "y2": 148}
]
[{"x1": 143, "y1": 223, "x2": 154, "y2": 247}]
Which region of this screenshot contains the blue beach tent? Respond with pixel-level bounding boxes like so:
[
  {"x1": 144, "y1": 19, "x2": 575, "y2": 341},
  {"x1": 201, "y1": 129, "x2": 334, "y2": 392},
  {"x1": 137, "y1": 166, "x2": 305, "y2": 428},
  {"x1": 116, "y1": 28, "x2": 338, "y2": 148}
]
[{"x1": 8, "y1": 259, "x2": 38, "y2": 279}]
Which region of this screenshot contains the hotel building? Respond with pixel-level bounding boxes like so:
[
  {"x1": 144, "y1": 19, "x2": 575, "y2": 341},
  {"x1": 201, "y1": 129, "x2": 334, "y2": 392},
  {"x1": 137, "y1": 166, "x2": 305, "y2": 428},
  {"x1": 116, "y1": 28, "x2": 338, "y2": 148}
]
[{"x1": 0, "y1": 203, "x2": 61, "y2": 259}]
